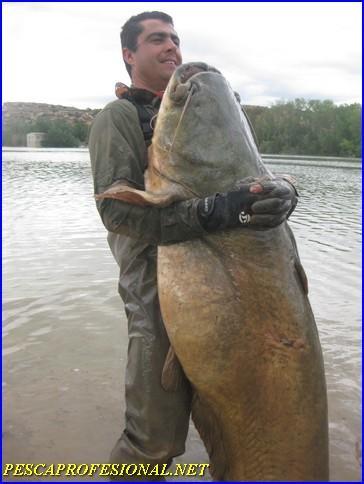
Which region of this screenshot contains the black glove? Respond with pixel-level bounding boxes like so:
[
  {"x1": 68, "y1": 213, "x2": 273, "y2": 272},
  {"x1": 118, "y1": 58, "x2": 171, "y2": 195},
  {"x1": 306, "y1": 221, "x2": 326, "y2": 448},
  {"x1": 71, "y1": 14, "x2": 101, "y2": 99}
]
[
  {"x1": 198, "y1": 184, "x2": 258, "y2": 231},
  {"x1": 250, "y1": 176, "x2": 298, "y2": 226},
  {"x1": 197, "y1": 176, "x2": 298, "y2": 231}
]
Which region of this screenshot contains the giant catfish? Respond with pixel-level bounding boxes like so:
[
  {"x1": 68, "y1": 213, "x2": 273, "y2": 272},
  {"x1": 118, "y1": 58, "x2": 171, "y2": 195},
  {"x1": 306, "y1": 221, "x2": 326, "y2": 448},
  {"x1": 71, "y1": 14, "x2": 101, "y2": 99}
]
[{"x1": 97, "y1": 62, "x2": 329, "y2": 481}]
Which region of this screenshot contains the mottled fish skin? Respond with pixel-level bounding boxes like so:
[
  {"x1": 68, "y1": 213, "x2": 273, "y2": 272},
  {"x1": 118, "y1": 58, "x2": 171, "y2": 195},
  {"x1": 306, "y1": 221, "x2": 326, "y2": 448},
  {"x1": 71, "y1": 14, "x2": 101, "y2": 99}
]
[
  {"x1": 154, "y1": 63, "x2": 328, "y2": 482},
  {"x1": 98, "y1": 62, "x2": 329, "y2": 481}
]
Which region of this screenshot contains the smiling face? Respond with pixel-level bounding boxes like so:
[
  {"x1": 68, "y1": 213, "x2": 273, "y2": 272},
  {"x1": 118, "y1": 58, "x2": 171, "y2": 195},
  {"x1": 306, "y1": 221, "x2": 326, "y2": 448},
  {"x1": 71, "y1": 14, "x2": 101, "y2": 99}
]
[{"x1": 123, "y1": 19, "x2": 182, "y2": 92}]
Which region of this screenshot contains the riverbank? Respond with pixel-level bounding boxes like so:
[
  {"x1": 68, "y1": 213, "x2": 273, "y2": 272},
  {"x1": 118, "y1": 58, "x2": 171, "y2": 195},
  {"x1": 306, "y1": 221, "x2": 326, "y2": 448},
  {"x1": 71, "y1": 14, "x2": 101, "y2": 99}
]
[
  {"x1": 261, "y1": 153, "x2": 361, "y2": 169},
  {"x1": 3, "y1": 147, "x2": 361, "y2": 169}
]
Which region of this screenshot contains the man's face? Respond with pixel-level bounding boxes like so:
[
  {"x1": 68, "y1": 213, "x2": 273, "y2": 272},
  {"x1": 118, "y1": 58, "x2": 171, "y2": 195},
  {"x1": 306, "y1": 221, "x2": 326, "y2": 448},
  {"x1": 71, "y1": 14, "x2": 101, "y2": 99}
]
[{"x1": 123, "y1": 19, "x2": 182, "y2": 91}]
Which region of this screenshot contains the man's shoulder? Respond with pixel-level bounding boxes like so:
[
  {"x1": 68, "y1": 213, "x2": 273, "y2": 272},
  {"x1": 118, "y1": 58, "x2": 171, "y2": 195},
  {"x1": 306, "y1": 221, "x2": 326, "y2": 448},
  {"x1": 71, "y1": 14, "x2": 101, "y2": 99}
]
[
  {"x1": 98, "y1": 98, "x2": 138, "y2": 119},
  {"x1": 91, "y1": 98, "x2": 140, "y2": 135}
]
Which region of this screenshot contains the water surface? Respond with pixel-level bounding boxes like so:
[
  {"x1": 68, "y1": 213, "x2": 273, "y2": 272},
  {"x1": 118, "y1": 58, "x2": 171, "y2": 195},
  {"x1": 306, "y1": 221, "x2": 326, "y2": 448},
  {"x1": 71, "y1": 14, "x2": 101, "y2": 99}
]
[{"x1": 2, "y1": 149, "x2": 361, "y2": 481}]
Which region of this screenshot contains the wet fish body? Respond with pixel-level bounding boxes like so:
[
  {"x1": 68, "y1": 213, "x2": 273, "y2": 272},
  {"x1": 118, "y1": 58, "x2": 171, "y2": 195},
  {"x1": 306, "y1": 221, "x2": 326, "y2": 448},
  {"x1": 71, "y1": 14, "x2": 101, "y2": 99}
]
[{"x1": 99, "y1": 63, "x2": 329, "y2": 481}]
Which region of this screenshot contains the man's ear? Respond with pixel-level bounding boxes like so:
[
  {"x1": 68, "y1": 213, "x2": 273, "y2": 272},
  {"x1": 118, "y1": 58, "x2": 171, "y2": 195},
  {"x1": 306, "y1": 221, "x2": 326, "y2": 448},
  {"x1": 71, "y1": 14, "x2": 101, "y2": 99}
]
[{"x1": 123, "y1": 47, "x2": 135, "y2": 67}]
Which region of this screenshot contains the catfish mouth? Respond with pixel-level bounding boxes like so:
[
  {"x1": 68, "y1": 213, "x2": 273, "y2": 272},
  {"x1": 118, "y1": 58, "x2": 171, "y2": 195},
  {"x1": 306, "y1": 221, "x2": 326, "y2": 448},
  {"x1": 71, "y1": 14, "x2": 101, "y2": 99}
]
[
  {"x1": 169, "y1": 62, "x2": 222, "y2": 103},
  {"x1": 178, "y1": 62, "x2": 221, "y2": 83},
  {"x1": 159, "y1": 63, "x2": 223, "y2": 156}
]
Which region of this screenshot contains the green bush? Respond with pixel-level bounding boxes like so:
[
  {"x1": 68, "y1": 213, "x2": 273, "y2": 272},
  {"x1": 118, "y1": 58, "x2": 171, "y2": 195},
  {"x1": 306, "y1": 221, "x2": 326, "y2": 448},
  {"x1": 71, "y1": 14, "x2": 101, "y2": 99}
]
[
  {"x1": 42, "y1": 121, "x2": 80, "y2": 148},
  {"x1": 247, "y1": 99, "x2": 361, "y2": 157},
  {"x1": 3, "y1": 101, "x2": 361, "y2": 156}
]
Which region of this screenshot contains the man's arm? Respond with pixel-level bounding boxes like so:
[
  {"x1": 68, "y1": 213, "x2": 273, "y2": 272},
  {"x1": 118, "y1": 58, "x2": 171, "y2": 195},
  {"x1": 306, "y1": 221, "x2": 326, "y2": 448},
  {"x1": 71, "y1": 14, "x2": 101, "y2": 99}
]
[
  {"x1": 89, "y1": 99, "x2": 208, "y2": 245},
  {"x1": 97, "y1": 196, "x2": 206, "y2": 245},
  {"x1": 89, "y1": 100, "x2": 298, "y2": 246}
]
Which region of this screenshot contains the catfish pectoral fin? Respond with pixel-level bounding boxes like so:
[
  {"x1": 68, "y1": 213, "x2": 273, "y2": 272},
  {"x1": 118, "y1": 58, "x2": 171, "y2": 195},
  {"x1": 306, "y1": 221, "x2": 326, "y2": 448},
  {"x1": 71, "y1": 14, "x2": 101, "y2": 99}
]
[
  {"x1": 161, "y1": 346, "x2": 186, "y2": 392},
  {"x1": 95, "y1": 183, "x2": 175, "y2": 207},
  {"x1": 95, "y1": 189, "x2": 150, "y2": 206},
  {"x1": 295, "y1": 258, "x2": 309, "y2": 295}
]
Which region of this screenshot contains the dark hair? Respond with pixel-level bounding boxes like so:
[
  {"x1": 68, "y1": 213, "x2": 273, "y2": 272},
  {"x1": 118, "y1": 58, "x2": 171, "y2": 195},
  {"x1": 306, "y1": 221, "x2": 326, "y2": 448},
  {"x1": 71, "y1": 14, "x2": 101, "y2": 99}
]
[{"x1": 120, "y1": 11, "x2": 174, "y2": 77}]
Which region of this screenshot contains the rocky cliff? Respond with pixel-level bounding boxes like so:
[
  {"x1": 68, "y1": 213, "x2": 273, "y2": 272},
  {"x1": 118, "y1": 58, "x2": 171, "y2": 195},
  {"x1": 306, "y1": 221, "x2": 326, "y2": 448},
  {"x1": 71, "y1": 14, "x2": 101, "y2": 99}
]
[{"x1": 3, "y1": 102, "x2": 101, "y2": 126}]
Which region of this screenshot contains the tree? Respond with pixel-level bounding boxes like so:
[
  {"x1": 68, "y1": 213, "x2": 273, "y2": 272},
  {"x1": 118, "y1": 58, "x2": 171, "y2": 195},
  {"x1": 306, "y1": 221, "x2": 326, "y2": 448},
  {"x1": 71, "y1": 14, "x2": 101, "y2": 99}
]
[
  {"x1": 43, "y1": 120, "x2": 80, "y2": 147},
  {"x1": 248, "y1": 99, "x2": 361, "y2": 157},
  {"x1": 72, "y1": 121, "x2": 89, "y2": 144},
  {"x1": 3, "y1": 119, "x2": 32, "y2": 146}
]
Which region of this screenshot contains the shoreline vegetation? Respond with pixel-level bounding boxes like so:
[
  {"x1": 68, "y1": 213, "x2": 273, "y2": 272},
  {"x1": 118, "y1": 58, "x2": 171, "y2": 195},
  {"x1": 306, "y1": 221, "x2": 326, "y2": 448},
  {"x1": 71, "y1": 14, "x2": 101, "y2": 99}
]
[{"x1": 2, "y1": 99, "x2": 361, "y2": 158}]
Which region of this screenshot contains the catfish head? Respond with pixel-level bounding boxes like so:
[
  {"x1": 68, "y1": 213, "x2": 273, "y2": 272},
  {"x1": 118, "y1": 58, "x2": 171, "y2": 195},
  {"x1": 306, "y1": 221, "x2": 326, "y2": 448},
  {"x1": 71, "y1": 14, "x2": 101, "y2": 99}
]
[{"x1": 96, "y1": 62, "x2": 268, "y2": 207}]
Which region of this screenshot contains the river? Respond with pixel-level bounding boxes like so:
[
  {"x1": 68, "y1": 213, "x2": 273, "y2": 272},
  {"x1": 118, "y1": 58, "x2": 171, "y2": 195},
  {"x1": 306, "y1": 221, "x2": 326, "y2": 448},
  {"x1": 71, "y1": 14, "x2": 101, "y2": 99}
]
[{"x1": 2, "y1": 148, "x2": 361, "y2": 481}]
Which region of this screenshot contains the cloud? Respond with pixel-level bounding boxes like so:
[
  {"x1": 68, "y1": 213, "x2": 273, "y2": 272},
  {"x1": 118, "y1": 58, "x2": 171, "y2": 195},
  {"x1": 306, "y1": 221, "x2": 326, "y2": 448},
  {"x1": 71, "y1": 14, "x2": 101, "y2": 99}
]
[{"x1": 2, "y1": 2, "x2": 362, "y2": 108}]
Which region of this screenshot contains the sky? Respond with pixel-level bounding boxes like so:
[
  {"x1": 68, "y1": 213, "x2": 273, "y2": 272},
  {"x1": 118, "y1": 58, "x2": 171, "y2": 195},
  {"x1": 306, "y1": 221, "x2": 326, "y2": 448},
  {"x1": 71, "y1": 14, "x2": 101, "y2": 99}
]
[{"x1": 2, "y1": 1, "x2": 362, "y2": 109}]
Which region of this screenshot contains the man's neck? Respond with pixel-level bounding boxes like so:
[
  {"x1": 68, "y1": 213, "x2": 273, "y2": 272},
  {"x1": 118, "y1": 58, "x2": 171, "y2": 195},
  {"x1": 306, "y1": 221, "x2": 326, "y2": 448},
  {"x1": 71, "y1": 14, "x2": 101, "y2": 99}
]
[{"x1": 132, "y1": 77, "x2": 167, "y2": 96}]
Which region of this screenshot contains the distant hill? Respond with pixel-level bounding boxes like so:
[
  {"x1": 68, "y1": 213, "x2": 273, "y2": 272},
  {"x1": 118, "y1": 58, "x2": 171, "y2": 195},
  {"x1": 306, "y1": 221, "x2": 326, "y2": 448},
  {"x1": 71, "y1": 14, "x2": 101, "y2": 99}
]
[
  {"x1": 2, "y1": 101, "x2": 268, "y2": 148},
  {"x1": 2, "y1": 100, "x2": 360, "y2": 157},
  {"x1": 2, "y1": 101, "x2": 266, "y2": 126},
  {"x1": 2, "y1": 102, "x2": 101, "y2": 127},
  {"x1": 2, "y1": 102, "x2": 103, "y2": 147}
]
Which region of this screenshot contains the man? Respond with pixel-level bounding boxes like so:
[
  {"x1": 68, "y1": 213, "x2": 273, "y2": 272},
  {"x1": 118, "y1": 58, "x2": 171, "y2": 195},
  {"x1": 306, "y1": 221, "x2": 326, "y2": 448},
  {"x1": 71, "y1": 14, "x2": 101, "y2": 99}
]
[{"x1": 89, "y1": 11, "x2": 297, "y2": 479}]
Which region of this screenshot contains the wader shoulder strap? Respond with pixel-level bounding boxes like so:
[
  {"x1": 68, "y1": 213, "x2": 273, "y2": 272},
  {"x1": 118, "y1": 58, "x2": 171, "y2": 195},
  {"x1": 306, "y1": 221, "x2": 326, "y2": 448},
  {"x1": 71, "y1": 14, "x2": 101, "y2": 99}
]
[
  {"x1": 115, "y1": 83, "x2": 159, "y2": 146},
  {"x1": 128, "y1": 100, "x2": 155, "y2": 145}
]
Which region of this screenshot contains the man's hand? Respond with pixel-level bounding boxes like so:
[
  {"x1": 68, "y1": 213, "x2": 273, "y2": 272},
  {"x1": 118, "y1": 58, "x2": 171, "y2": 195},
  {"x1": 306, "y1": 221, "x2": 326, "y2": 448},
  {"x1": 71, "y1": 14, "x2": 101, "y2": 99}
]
[
  {"x1": 197, "y1": 175, "x2": 298, "y2": 231},
  {"x1": 249, "y1": 176, "x2": 298, "y2": 227}
]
